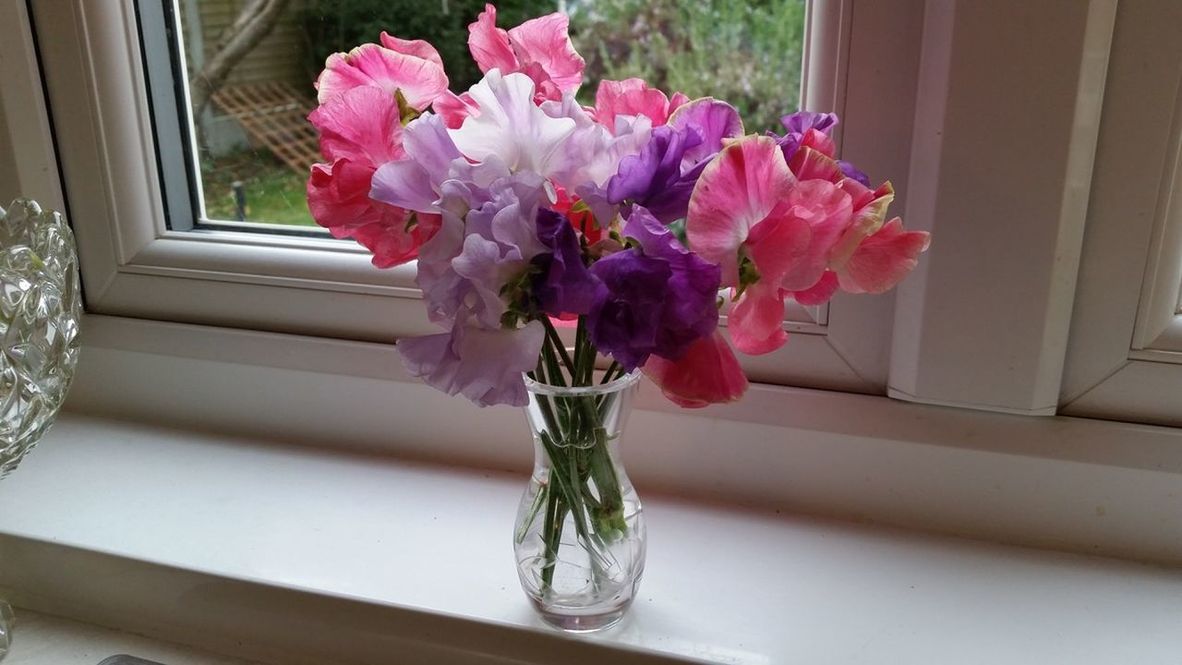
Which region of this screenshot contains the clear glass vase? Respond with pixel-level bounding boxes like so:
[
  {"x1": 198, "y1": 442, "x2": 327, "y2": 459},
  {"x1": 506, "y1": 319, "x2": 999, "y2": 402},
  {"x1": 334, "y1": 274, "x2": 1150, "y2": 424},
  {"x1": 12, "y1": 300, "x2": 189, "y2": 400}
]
[
  {"x1": 513, "y1": 370, "x2": 646, "y2": 632},
  {"x1": 0, "y1": 199, "x2": 83, "y2": 661}
]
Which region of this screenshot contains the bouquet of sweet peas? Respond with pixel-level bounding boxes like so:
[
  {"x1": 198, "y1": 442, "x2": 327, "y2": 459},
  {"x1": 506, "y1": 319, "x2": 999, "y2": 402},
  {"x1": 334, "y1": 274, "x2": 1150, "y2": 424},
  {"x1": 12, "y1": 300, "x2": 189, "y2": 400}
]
[{"x1": 307, "y1": 5, "x2": 928, "y2": 405}]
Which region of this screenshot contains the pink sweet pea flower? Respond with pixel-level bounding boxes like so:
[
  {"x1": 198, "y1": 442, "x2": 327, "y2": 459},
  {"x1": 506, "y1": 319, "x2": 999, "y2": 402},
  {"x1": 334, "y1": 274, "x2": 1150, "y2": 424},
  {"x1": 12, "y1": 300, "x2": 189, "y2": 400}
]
[
  {"x1": 642, "y1": 331, "x2": 748, "y2": 408},
  {"x1": 594, "y1": 78, "x2": 690, "y2": 130},
  {"x1": 316, "y1": 33, "x2": 449, "y2": 110},
  {"x1": 467, "y1": 4, "x2": 585, "y2": 103},
  {"x1": 687, "y1": 135, "x2": 853, "y2": 355},
  {"x1": 307, "y1": 86, "x2": 438, "y2": 267},
  {"x1": 827, "y1": 178, "x2": 930, "y2": 293}
]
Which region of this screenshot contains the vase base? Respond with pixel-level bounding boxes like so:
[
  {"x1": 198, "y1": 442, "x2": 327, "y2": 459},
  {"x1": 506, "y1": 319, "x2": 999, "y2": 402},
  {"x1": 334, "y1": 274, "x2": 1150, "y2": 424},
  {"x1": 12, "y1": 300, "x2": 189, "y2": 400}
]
[
  {"x1": 532, "y1": 602, "x2": 628, "y2": 633},
  {"x1": 1, "y1": 598, "x2": 14, "y2": 661}
]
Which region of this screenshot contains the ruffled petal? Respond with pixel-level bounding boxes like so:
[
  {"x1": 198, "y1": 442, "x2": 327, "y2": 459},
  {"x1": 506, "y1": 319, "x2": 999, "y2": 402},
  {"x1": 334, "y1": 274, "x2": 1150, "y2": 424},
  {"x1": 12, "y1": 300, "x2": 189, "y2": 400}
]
[
  {"x1": 836, "y1": 217, "x2": 931, "y2": 294},
  {"x1": 506, "y1": 12, "x2": 585, "y2": 94},
  {"x1": 595, "y1": 78, "x2": 677, "y2": 129},
  {"x1": 773, "y1": 179, "x2": 852, "y2": 291},
  {"x1": 316, "y1": 43, "x2": 448, "y2": 110},
  {"x1": 398, "y1": 319, "x2": 545, "y2": 408},
  {"x1": 433, "y1": 90, "x2": 480, "y2": 130},
  {"x1": 448, "y1": 71, "x2": 577, "y2": 176},
  {"x1": 666, "y1": 97, "x2": 744, "y2": 165},
  {"x1": 467, "y1": 4, "x2": 519, "y2": 74},
  {"x1": 307, "y1": 159, "x2": 426, "y2": 268},
  {"x1": 643, "y1": 330, "x2": 747, "y2": 408},
  {"x1": 686, "y1": 135, "x2": 795, "y2": 286},
  {"x1": 789, "y1": 145, "x2": 844, "y2": 183}
]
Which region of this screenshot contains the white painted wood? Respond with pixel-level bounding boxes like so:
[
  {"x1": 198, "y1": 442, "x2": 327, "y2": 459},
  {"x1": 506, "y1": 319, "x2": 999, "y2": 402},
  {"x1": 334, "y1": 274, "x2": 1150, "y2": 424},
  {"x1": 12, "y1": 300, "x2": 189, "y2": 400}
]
[
  {"x1": 3, "y1": 414, "x2": 1182, "y2": 665},
  {"x1": 1060, "y1": 0, "x2": 1182, "y2": 425},
  {"x1": 890, "y1": 0, "x2": 1116, "y2": 415},
  {"x1": 0, "y1": 0, "x2": 64, "y2": 209},
  {"x1": 7, "y1": 609, "x2": 261, "y2": 665},
  {"x1": 62, "y1": 314, "x2": 1182, "y2": 565}
]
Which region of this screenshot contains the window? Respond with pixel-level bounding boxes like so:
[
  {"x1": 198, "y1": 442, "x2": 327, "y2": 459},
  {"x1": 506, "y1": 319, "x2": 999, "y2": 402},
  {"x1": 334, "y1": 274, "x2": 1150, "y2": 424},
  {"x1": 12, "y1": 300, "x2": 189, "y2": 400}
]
[
  {"x1": 1061, "y1": 0, "x2": 1182, "y2": 427},
  {"x1": 30, "y1": 0, "x2": 923, "y2": 395}
]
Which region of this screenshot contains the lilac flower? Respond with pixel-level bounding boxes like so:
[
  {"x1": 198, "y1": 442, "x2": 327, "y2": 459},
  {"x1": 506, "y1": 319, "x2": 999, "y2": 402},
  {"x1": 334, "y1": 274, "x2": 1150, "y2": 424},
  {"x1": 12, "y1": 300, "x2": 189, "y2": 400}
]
[
  {"x1": 606, "y1": 99, "x2": 743, "y2": 224},
  {"x1": 588, "y1": 206, "x2": 721, "y2": 370},
  {"x1": 533, "y1": 208, "x2": 604, "y2": 316},
  {"x1": 399, "y1": 315, "x2": 545, "y2": 407},
  {"x1": 416, "y1": 172, "x2": 550, "y2": 329}
]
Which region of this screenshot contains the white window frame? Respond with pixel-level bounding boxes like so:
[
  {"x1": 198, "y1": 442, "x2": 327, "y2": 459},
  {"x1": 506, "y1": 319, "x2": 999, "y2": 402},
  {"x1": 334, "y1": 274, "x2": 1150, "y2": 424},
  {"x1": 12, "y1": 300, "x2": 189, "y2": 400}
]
[
  {"x1": 27, "y1": 0, "x2": 927, "y2": 395},
  {"x1": 1061, "y1": 0, "x2": 1182, "y2": 427}
]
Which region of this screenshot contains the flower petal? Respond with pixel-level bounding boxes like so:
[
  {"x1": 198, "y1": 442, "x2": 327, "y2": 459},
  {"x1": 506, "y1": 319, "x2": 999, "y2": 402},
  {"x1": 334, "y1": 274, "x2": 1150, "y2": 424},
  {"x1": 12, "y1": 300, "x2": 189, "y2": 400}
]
[
  {"x1": 308, "y1": 86, "x2": 405, "y2": 165},
  {"x1": 316, "y1": 43, "x2": 448, "y2": 110},
  {"x1": 506, "y1": 12, "x2": 585, "y2": 94},
  {"x1": 448, "y1": 71, "x2": 577, "y2": 176},
  {"x1": 399, "y1": 318, "x2": 545, "y2": 408},
  {"x1": 379, "y1": 32, "x2": 444, "y2": 68},
  {"x1": 467, "y1": 4, "x2": 519, "y2": 74},
  {"x1": 595, "y1": 78, "x2": 676, "y2": 129},
  {"x1": 728, "y1": 281, "x2": 789, "y2": 355},
  {"x1": 307, "y1": 159, "x2": 427, "y2": 268},
  {"x1": 774, "y1": 179, "x2": 852, "y2": 291},
  {"x1": 433, "y1": 90, "x2": 480, "y2": 130},
  {"x1": 686, "y1": 135, "x2": 795, "y2": 286},
  {"x1": 836, "y1": 217, "x2": 931, "y2": 294},
  {"x1": 789, "y1": 145, "x2": 844, "y2": 183},
  {"x1": 666, "y1": 97, "x2": 744, "y2": 165},
  {"x1": 790, "y1": 270, "x2": 840, "y2": 306},
  {"x1": 642, "y1": 330, "x2": 747, "y2": 408}
]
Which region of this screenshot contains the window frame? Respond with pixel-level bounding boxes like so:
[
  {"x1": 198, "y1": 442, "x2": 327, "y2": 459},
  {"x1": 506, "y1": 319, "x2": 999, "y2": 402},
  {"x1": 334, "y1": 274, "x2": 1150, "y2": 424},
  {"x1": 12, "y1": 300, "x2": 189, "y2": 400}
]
[
  {"x1": 30, "y1": 0, "x2": 924, "y2": 394},
  {"x1": 1061, "y1": 0, "x2": 1182, "y2": 427}
]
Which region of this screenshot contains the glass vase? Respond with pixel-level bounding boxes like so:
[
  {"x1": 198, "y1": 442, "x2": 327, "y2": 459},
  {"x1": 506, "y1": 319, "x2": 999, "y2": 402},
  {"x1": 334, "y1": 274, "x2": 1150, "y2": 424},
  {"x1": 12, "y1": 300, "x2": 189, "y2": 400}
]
[
  {"x1": 0, "y1": 199, "x2": 83, "y2": 661},
  {"x1": 513, "y1": 370, "x2": 645, "y2": 632}
]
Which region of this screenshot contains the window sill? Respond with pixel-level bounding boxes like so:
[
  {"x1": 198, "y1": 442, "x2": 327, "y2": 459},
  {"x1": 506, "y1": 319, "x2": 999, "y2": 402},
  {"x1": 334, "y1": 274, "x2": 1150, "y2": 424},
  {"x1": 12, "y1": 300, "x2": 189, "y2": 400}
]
[{"x1": 2, "y1": 414, "x2": 1182, "y2": 664}]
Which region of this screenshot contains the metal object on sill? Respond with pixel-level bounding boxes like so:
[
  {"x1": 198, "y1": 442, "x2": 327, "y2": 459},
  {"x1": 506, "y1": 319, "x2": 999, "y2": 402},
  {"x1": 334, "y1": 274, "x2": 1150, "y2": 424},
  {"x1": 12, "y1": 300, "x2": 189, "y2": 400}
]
[{"x1": 99, "y1": 657, "x2": 168, "y2": 665}]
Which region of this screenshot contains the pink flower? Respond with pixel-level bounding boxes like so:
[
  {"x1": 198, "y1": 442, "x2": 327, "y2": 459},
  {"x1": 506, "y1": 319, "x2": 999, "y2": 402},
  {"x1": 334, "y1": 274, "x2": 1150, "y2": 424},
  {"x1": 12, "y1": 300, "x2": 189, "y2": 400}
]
[
  {"x1": 594, "y1": 78, "x2": 689, "y2": 131},
  {"x1": 687, "y1": 136, "x2": 852, "y2": 355},
  {"x1": 307, "y1": 86, "x2": 438, "y2": 267},
  {"x1": 467, "y1": 4, "x2": 585, "y2": 103},
  {"x1": 827, "y1": 177, "x2": 930, "y2": 293},
  {"x1": 315, "y1": 32, "x2": 449, "y2": 110},
  {"x1": 642, "y1": 331, "x2": 747, "y2": 408}
]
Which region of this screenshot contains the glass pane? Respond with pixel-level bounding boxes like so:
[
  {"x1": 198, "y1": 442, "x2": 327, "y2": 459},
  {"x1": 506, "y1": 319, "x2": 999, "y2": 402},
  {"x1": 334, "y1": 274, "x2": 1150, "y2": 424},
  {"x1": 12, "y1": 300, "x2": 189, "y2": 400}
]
[{"x1": 174, "y1": 0, "x2": 807, "y2": 229}]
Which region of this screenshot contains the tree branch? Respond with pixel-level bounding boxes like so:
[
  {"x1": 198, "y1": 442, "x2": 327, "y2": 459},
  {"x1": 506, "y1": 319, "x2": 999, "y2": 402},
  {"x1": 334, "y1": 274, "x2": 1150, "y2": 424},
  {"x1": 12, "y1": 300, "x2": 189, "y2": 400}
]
[{"x1": 190, "y1": 0, "x2": 291, "y2": 120}]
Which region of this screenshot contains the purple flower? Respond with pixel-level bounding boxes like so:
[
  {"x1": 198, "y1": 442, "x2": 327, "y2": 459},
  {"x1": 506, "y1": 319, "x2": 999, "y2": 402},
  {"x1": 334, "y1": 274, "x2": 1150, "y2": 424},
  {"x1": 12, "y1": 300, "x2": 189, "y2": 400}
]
[
  {"x1": 774, "y1": 111, "x2": 872, "y2": 186},
  {"x1": 398, "y1": 316, "x2": 545, "y2": 407},
  {"x1": 606, "y1": 125, "x2": 707, "y2": 223},
  {"x1": 774, "y1": 111, "x2": 838, "y2": 163},
  {"x1": 838, "y1": 159, "x2": 871, "y2": 186},
  {"x1": 588, "y1": 206, "x2": 721, "y2": 370},
  {"x1": 533, "y1": 208, "x2": 604, "y2": 316},
  {"x1": 414, "y1": 172, "x2": 550, "y2": 328}
]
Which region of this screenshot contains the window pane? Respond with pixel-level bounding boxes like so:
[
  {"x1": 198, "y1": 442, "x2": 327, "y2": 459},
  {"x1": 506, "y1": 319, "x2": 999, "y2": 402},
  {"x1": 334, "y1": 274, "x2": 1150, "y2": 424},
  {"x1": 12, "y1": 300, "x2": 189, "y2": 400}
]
[{"x1": 173, "y1": 0, "x2": 806, "y2": 229}]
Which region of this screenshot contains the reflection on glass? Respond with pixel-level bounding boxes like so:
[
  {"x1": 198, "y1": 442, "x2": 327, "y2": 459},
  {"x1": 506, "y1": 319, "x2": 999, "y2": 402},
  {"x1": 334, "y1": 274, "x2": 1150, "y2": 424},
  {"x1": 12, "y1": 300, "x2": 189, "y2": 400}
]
[{"x1": 177, "y1": 0, "x2": 805, "y2": 228}]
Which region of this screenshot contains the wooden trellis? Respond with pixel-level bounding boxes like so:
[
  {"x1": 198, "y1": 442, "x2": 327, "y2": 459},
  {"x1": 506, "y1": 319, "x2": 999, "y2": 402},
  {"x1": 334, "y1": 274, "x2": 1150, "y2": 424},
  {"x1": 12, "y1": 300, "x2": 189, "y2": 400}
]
[{"x1": 211, "y1": 82, "x2": 320, "y2": 173}]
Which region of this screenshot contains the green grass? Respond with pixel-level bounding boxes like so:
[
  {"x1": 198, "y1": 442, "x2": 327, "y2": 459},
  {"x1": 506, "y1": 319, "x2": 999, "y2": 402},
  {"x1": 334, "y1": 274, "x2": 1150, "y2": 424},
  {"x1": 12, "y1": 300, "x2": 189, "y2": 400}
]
[{"x1": 201, "y1": 150, "x2": 317, "y2": 227}]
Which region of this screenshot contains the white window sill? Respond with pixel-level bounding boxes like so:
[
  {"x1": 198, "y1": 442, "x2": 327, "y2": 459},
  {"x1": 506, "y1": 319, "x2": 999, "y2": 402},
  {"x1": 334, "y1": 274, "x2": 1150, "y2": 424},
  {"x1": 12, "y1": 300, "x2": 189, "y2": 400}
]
[{"x1": 2, "y1": 414, "x2": 1181, "y2": 664}]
